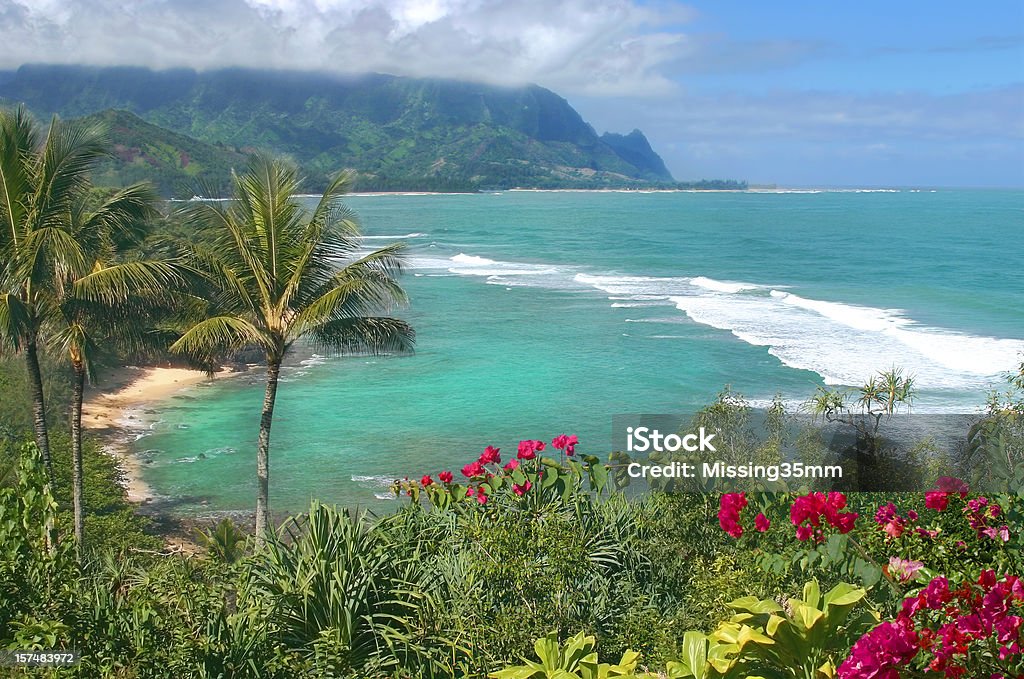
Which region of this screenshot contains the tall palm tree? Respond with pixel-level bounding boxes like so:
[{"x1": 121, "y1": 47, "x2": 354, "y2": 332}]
[
  {"x1": 0, "y1": 106, "x2": 107, "y2": 483},
  {"x1": 0, "y1": 106, "x2": 178, "y2": 555},
  {"x1": 172, "y1": 156, "x2": 414, "y2": 544},
  {"x1": 54, "y1": 186, "x2": 182, "y2": 557}
]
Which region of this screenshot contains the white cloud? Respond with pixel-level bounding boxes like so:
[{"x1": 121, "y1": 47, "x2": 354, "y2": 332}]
[{"x1": 0, "y1": 0, "x2": 693, "y2": 96}]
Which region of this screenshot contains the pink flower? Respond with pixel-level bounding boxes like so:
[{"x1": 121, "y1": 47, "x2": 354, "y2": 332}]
[
  {"x1": 936, "y1": 475, "x2": 969, "y2": 496},
  {"x1": 476, "y1": 488, "x2": 488, "y2": 505},
  {"x1": 512, "y1": 480, "x2": 532, "y2": 496},
  {"x1": 503, "y1": 459, "x2": 519, "y2": 472},
  {"x1": 790, "y1": 492, "x2": 858, "y2": 543},
  {"x1": 718, "y1": 492, "x2": 747, "y2": 538},
  {"x1": 887, "y1": 557, "x2": 924, "y2": 583},
  {"x1": 420, "y1": 475, "x2": 433, "y2": 487},
  {"x1": 438, "y1": 470, "x2": 453, "y2": 483},
  {"x1": 754, "y1": 513, "x2": 770, "y2": 532},
  {"x1": 461, "y1": 461, "x2": 485, "y2": 478},
  {"x1": 552, "y1": 434, "x2": 579, "y2": 456},
  {"x1": 926, "y1": 491, "x2": 950, "y2": 512},
  {"x1": 838, "y1": 618, "x2": 919, "y2": 678},
  {"x1": 517, "y1": 439, "x2": 545, "y2": 460},
  {"x1": 478, "y1": 445, "x2": 501, "y2": 465}
]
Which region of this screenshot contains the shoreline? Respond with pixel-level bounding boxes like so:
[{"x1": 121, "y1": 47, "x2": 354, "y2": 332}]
[{"x1": 82, "y1": 365, "x2": 238, "y2": 503}]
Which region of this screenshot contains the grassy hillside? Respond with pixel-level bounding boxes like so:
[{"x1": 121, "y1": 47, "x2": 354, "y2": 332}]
[{"x1": 81, "y1": 109, "x2": 251, "y2": 198}]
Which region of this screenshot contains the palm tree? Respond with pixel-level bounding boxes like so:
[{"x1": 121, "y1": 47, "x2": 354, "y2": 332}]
[
  {"x1": 0, "y1": 106, "x2": 107, "y2": 482},
  {"x1": 0, "y1": 106, "x2": 177, "y2": 555},
  {"x1": 54, "y1": 186, "x2": 182, "y2": 557},
  {"x1": 172, "y1": 156, "x2": 414, "y2": 544}
]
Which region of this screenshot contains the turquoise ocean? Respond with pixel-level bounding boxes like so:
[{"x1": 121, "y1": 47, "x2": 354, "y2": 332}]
[{"x1": 129, "y1": 189, "x2": 1024, "y2": 513}]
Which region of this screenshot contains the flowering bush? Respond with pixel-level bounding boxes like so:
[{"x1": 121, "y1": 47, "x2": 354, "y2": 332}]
[
  {"x1": 790, "y1": 491, "x2": 858, "y2": 543},
  {"x1": 839, "y1": 570, "x2": 1024, "y2": 678},
  {"x1": 392, "y1": 434, "x2": 610, "y2": 511}
]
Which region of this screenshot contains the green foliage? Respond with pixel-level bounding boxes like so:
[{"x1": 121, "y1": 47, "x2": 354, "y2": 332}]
[
  {"x1": 195, "y1": 517, "x2": 248, "y2": 565},
  {"x1": 246, "y1": 502, "x2": 428, "y2": 675},
  {"x1": 0, "y1": 353, "x2": 71, "y2": 435},
  {"x1": 490, "y1": 631, "x2": 644, "y2": 679},
  {"x1": 694, "y1": 580, "x2": 876, "y2": 678}
]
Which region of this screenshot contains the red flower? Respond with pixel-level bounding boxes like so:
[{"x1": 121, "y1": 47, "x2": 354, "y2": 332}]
[
  {"x1": 925, "y1": 491, "x2": 949, "y2": 511},
  {"x1": 438, "y1": 470, "x2": 453, "y2": 483},
  {"x1": 552, "y1": 434, "x2": 579, "y2": 456},
  {"x1": 517, "y1": 439, "x2": 545, "y2": 460},
  {"x1": 478, "y1": 445, "x2": 501, "y2": 465},
  {"x1": 718, "y1": 492, "x2": 747, "y2": 538},
  {"x1": 503, "y1": 459, "x2": 519, "y2": 472},
  {"x1": 461, "y1": 461, "x2": 485, "y2": 478},
  {"x1": 420, "y1": 475, "x2": 433, "y2": 487},
  {"x1": 790, "y1": 491, "x2": 858, "y2": 543},
  {"x1": 513, "y1": 480, "x2": 532, "y2": 496},
  {"x1": 754, "y1": 512, "x2": 770, "y2": 532}
]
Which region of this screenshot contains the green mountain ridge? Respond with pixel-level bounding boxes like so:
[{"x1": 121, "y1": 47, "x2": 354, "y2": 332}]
[
  {"x1": 82, "y1": 109, "x2": 252, "y2": 197},
  {"x1": 0, "y1": 64, "x2": 685, "y2": 194}
]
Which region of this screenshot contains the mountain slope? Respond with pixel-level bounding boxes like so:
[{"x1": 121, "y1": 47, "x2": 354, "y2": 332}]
[
  {"x1": 0, "y1": 64, "x2": 674, "y2": 191},
  {"x1": 81, "y1": 109, "x2": 251, "y2": 197}
]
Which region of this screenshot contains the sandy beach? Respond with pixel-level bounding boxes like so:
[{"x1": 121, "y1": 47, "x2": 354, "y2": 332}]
[{"x1": 82, "y1": 366, "x2": 235, "y2": 503}]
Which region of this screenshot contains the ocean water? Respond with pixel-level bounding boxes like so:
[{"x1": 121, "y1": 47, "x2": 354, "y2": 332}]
[{"x1": 131, "y1": 189, "x2": 1024, "y2": 513}]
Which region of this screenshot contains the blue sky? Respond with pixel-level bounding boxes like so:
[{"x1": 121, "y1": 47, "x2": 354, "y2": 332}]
[
  {"x1": 0, "y1": 0, "x2": 1020, "y2": 186},
  {"x1": 570, "y1": 1, "x2": 1024, "y2": 186}
]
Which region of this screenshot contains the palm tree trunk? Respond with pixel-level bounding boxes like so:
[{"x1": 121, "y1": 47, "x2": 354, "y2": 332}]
[
  {"x1": 24, "y1": 339, "x2": 54, "y2": 483},
  {"x1": 255, "y1": 358, "x2": 282, "y2": 546},
  {"x1": 71, "y1": 358, "x2": 86, "y2": 560}
]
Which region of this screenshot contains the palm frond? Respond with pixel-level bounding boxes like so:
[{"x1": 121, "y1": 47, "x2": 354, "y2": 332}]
[
  {"x1": 306, "y1": 317, "x2": 415, "y2": 355},
  {"x1": 170, "y1": 315, "x2": 273, "y2": 358},
  {"x1": 32, "y1": 116, "x2": 108, "y2": 230},
  {"x1": 71, "y1": 260, "x2": 185, "y2": 305},
  {"x1": 79, "y1": 182, "x2": 160, "y2": 249},
  {"x1": 0, "y1": 106, "x2": 37, "y2": 252},
  {"x1": 0, "y1": 293, "x2": 32, "y2": 350}
]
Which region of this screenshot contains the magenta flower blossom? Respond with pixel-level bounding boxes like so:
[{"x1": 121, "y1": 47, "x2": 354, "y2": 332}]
[
  {"x1": 517, "y1": 439, "x2": 545, "y2": 460},
  {"x1": 552, "y1": 434, "x2": 579, "y2": 455},
  {"x1": 718, "y1": 492, "x2": 747, "y2": 538},
  {"x1": 461, "y1": 461, "x2": 485, "y2": 478},
  {"x1": 512, "y1": 480, "x2": 532, "y2": 496},
  {"x1": 478, "y1": 445, "x2": 501, "y2": 465},
  {"x1": 438, "y1": 470, "x2": 453, "y2": 483}
]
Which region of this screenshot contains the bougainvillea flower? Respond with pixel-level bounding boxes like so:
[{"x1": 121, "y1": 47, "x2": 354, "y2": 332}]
[
  {"x1": 512, "y1": 480, "x2": 532, "y2": 496},
  {"x1": 461, "y1": 461, "x2": 485, "y2": 478},
  {"x1": 503, "y1": 459, "x2": 519, "y2": 472},
  {"x1": 887, "y1": 557, "x2": 924, "y2": 583},
  {"x1": 718, "y1": 492, "x2": 747, "y2": 538},
  {"x1": 517, "y1": 440, "x2": 545, "y2": 459},
  {"x1": 420, "y1": 475, "x2": 433, "y2": 487},
  {"x1": 438, "y1": 470, "x2": 453, "y2": 483},
  {"x1": 552, "y1": 434, "x2": 579, "y2": 455},
  {"x1": 754, "y1": 512, "x2": 770, "y2": 532},
  {"x1": 478, "y1": 445, "x2": 501, "y2": 465}
]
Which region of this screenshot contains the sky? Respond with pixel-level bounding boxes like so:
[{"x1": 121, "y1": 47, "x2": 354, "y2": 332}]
[{"x1": 1, "y1": 0, "x2": 1021, "y2": 186}]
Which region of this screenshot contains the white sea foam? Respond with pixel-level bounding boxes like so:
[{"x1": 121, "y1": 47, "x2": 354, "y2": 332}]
[
  {"x1": 690, "y1": 276, "x2": 760, "y2": 294},
  {"x1": 411, "y1": 249, "x2": 1022, "y2": 392},
  {"x1": 361, "y1": 232, "x2": 427, "y2": 239},
  {"x1": 669, "y1": 290, "x2": 1024, "y2": 389}
]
